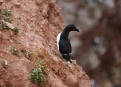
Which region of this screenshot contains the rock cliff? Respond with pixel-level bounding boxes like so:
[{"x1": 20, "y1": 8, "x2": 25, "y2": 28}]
[{"x1": 0, "y1": 0, "x2": 91, "y2": 87}]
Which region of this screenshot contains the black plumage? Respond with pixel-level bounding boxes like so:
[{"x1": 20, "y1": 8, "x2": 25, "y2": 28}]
[{"x1": 57, "y1": 24, "x2": 79, "y2": 63}]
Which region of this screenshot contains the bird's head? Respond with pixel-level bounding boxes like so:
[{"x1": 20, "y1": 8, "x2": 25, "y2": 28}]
[{"x1": 65, "y1": 24, "x2": 79, "y2": 32}]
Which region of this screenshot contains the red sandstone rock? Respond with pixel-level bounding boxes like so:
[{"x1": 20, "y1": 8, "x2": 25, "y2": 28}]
[{"x1": 0, "y1": 0, "x2": 92, "y2": 87}]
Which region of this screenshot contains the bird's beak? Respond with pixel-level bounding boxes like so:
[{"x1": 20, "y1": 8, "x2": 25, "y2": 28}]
[{"x1": 75, "y1": 28, "x2": 79, "y2": 32}]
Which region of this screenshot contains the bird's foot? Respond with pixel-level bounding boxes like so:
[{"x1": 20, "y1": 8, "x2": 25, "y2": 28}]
[{"x1": 67, "y1": 61, "x2": 73, "y2": 68}]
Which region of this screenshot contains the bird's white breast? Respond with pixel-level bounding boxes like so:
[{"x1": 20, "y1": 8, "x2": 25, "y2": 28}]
[{"x1": 57, "y1": 32, "x2": 61, "y2": 51}]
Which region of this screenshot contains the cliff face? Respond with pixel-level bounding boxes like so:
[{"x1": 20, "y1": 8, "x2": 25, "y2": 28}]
[{"x1": 0, "y1": 0, "x2": 91, "y2": 87}]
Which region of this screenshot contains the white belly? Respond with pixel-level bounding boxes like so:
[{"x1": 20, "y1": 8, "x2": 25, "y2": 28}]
[{"x1": 56, "y1": 32, "x2": 61, "y2": 51}]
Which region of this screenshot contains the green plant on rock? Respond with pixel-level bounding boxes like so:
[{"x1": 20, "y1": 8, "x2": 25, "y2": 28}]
[
  {"x1": 36, "y1": 59, "x2": 45, "y2": 70},
  {"x1": 51, "y1": 49, "x2": 56, "y2": 55},
  {"x1": 1, "y1": 22, "x2": 7, "y2": 29},
  {"x1": 4, "y1": 9, "x2": 12, "y2": 16},
  {"x1": 0, "y1": 9, "x2": 19, "y2": 35},
  {"x1": 30, "y1": 51, "x2": 46, "y2": 86},
  {"x1": 4, "y1": 17, "x2": 12, "y2": 23},
  {"x1": 30, "y1": 67, "x2": 46, "y2": 86},
  {"x1": 13, "y1": 27, "x2": 19, "y2": 35},
  {"x1": 25, "y1": 49, "x2": 30, "y2": 59},
  {"x1": 11, "y1": 47, "x2": 20, "y2": 56},
  {"x1": 31, "y1": 51, "x2": 45, "y2": 69}
]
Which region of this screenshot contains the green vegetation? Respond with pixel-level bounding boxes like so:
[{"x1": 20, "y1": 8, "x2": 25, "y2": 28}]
[
  {"x1": 2, "y1": 9, "x2": 12, "y2": 23},
  {"x1": 4, "y1": 17, "x2": 12, "y2": 23},
  {"x1": 51, "y1": 49, "x2": 56, "y2": 55},
  {"x1": 4, "y1": 9, "x2": 12, "y2": 17},
  {"x1": 30, "y1": 51, "x2": 46, "y2": 86},
  {"x1": 30, "y1": 67, "x2": 46, "y2": 86},
  {"x1": 0, "y1": 9, "x2": 12, "y2": 17},
  {"x1": 13, "y1": 27, "x2": 19, "y2": 35},
  {"x1": 25, "y1": 49, "x2": 30, "y2": 59},
  {"x1": 11, "y1": 47, "x2": 20, "y2": 56},
  {"x1": 0, "y1": 9, "x2": 19, "y2": 35},
  {"x1": 1, "y1": 22, "x2": 7, "y2": 29},
  {"x1": 36, "y1": 59, "x2": 45, "y2": 71}
]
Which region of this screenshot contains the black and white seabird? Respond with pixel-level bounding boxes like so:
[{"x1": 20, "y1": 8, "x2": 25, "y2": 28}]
[{"x1": 57, "y1": 24, "x2": 79, "y2": 63}]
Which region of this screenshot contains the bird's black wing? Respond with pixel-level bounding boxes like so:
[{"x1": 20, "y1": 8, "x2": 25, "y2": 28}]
[{"x1": 59, "y1": 39, "x2": 72, "y2": 54}]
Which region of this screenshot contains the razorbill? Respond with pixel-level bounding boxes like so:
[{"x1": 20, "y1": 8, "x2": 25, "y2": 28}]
[{"x1": 57, "y1": 24, "x2": 79, "y2": 63}]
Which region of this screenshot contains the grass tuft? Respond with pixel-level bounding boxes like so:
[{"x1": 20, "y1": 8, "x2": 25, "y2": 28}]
[
  {"x1": 25, "y1": 49, "x2": 30, "y2": 59},
  {"x1": 30, "y1": 51, "x2": 46, "y2": 86},
  {"x1": 0, "y1": 9, "x2": 19, "y2": 35},
  {"x1": 4, "y1": 17, "x2": 12, "y2": 23},
  {"x1": 30, "y1": 67, "x2": 46, "y2": 86},
  {"x1": 1, "y1": 22, "x2": 7, "y2": 29},
  {"x1": 4, "y1": 9, "x2": 12, "y2": 17},
  {"x1": 11, "y1": 47, "x2": 20, "y2": 56},
  {"x1": 13, "y1": 27, "x2": 19, "y2": 35}
]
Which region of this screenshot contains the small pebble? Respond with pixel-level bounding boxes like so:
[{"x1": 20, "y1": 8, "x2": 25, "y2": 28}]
[{"x1": 2, "y1": 60, "x2": 8, "y2": 68}]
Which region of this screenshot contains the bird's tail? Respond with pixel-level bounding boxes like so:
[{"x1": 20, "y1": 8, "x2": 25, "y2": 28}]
[{"x1": 62, "y1": 54, "x2": 72, "y2": 63}]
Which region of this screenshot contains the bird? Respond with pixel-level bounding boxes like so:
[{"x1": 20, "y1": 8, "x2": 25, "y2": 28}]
[{"x1": 57, "y1": 24, "x2": 79, "y2": 63}]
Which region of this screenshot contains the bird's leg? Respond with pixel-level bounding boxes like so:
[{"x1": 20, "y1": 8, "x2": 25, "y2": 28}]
[
  {"x1": 67, "y1": 61, "x2": 71, "y2": 64},
  {"x1": 67, "y1": 61, "x2": 72, "y2": 67},
  {"x1": 68, "y1": 54, "x2": 72, "y2": 63}
]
